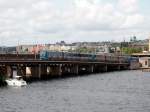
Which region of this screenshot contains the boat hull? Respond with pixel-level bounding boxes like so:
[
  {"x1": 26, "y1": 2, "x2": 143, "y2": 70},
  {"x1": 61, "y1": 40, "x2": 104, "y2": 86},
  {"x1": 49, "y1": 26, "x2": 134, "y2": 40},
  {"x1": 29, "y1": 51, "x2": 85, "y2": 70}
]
[{"x1": 5, "y1": 79, "x2": 27, "y2": 87}]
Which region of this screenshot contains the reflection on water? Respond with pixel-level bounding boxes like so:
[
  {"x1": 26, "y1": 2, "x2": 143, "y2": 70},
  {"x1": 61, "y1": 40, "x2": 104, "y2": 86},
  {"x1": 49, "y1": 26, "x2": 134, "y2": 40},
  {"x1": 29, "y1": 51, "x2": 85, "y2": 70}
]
[{"x1": 0, "y1": 70, "x2": 150, "y2": 112}]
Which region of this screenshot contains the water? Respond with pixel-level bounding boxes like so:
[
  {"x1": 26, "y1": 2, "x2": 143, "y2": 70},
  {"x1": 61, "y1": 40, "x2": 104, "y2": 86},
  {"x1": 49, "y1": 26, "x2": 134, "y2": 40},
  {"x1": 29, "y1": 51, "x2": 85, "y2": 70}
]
[{"x1": 0, "y1": 70, "x2": 150, "y2": 112}]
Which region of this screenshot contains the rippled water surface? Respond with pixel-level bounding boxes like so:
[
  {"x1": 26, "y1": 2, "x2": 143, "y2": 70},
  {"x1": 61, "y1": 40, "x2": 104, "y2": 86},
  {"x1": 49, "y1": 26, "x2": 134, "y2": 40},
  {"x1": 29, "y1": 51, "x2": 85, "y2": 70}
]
[{"x1": 0, "y1": 70, "x2": 150, "y2": 112}]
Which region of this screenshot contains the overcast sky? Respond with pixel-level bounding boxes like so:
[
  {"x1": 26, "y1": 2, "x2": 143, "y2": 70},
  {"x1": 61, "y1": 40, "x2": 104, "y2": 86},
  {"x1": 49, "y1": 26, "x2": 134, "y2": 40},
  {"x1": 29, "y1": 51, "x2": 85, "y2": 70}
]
[{"x1": 0, "y1": 0, "x2": 150, "y2": 46}]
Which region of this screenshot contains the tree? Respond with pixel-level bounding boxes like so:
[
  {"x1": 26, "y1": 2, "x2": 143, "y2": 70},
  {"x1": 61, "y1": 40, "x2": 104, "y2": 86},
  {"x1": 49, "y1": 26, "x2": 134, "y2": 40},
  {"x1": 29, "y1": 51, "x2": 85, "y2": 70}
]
[{"x1": 122, "y1": 47, "x2": 142, "y2": 54}]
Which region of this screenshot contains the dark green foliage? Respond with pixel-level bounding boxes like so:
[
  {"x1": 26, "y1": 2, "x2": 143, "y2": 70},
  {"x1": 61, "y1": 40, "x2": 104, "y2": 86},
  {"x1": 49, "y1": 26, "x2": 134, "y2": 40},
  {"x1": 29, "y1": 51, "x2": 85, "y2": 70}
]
[
  {"x1": 76, "y1": 47, "x2": 96, "y2": 53},
  {"x1": 122, "y1": 47, "x2": 142, "y2": 54}
]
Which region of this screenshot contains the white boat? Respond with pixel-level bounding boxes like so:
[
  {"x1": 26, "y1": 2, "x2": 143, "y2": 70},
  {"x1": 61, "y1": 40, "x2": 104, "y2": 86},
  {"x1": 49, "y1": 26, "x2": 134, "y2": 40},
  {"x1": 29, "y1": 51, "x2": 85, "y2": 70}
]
[{"x1": 5, "y1": 76, "x2": 27, "y2": 87}]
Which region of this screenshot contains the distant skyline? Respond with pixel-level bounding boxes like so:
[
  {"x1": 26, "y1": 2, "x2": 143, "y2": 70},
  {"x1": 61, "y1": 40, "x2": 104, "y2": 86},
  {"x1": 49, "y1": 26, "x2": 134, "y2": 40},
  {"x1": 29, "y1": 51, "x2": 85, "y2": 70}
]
[{"x1": 0, "y1": 0, "x2": 150, "y2": 46}]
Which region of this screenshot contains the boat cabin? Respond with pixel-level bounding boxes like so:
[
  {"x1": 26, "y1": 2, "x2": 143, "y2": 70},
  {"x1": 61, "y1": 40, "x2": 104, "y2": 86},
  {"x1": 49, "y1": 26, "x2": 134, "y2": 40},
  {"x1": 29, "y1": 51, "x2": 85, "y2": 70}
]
[{"x1": 14, "y1": 76, "x2": 23, "y2": 80}]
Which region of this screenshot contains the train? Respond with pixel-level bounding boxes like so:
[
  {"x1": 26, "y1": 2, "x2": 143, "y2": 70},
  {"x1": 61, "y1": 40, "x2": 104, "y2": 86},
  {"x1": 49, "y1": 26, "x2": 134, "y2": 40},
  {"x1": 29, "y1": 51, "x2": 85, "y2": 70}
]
[{"x1": 40, "y1": 50, "x2": 129, "y2": 63}]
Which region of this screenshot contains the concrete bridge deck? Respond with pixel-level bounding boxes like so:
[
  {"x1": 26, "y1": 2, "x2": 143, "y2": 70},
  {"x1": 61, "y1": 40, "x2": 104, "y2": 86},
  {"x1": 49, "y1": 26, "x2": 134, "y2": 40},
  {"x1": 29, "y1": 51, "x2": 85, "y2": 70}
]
[{"x1": 0, "y1": 60, "x2": 128, "y2": 65}]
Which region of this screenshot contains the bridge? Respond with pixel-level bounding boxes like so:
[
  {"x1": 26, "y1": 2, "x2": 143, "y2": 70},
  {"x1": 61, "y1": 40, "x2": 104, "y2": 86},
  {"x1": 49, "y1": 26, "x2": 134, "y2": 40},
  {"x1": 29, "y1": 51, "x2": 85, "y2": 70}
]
[{"x1": 0, "y1": 54, "x2": 130, "y2": 80}]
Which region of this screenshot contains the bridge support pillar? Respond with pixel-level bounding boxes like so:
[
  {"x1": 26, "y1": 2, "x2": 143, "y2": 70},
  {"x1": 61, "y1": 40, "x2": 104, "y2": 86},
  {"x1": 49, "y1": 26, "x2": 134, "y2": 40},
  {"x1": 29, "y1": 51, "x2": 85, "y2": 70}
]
[
  {"x1": 98, "y1": 65, "x2": 107, "y2": 72},
  {"x1": 103, "y1": 65, "x2": 107, "y2": 72},
  {"x1": 38, "y1": 64, "x2": 41, "y2": 79},
  {"x1": 74, "y1": 65, "x2": 79, "y2": 75},
  {"x1": 88, "y1": 65, "x2": 94, "y2": 73},
  {"x1": 26, "y1": 67, "x2": 32, "y2": 78},
  {"x1": 47, "y1": 66, "x2": 52, "y2": 78},
  {"x1": 40, "y1": 65, "x2": 48, "y2": 79},
  {"x1": 91, "y1": 65, "x2": 94, "y2": 73},
  {"x1": 31, "y1": 66, "x2": 40, "y2": 79},
  {"x1": 59, "y1": 64, "x2": 62, "y2": 76},
  {"x1": 117, "y1": 65, "x2": 121, "y2": 70},
  {"x1": 69, "y1": 65, "x2": 79, "y2": 75},
  {"x1": 50, "y1": 65, "x2": 62, "y2": 77},
  {"x1": 6, "y1": 66, "x2": 12, "y2": 78}
]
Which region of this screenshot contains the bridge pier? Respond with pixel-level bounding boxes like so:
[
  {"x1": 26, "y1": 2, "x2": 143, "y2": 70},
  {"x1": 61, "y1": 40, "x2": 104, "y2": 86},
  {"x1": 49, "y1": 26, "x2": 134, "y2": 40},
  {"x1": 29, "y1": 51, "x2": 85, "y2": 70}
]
[
  {"x1": 91, "y1": 65, "x2": 94, "y2": 73},
  {"x1": 94, "y1": 65, "x2": 107, "y2": 73},
  {"x1": 50, "y1": 65, "x2": 62, "y2": 77},
  {"x1": 117, "y1": 65, "x2": 121, "y2": 70},
  {"x1": 6, "y1": 66, "x2": 13, "y2": 78},
  {"x1": 60, "y1": 64, "x2": 79, "y2": 76},
  {"x1": 47, "y1": 66, "x2": 51, "y2": 78},
  {"x1": 26, "y1": 67, "x2": 32, "y2": 78},
  {"x1": 61, "y1": 64, "x2": 73, "y2": 76},
  {"x1": 40, "y1": 65, "x2": 48, "y2": 79},
  {"x1": 31, "y1": 66, "x2": 40, "y2": 79},
  {"x1": 59, "y1": 64, "x2": 62, "y2": 76},
  {"x1": 70, "y1": 64, "x2": 79, "y2": 75},
  {"x1": 103, "y1": 65, "x2": 108, "y2": 72},
  {"x1": 38, "y1": 64, "x2": 42, "y2": 79},
  {"x1": 93, "y1": 64, "x2": 99, "y2": 73},
  {"x1": 74, "y1": 65, "x2": 79, "y2": 75},
  {"x1": 88, "y1": 65, "x2": 94, "y2": 73}
]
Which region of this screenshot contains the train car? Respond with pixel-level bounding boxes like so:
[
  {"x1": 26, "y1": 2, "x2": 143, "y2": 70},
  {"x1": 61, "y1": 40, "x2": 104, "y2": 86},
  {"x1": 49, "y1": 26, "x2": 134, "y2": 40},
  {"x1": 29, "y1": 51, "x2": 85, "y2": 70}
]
[
  {"x1": 118, "y1": 56, "x2": 129, "y2": 63},
  {"x1": 95, "y1": 54, "x2": 105, "y2": 62},
  {"x1": 40, "y1": 50, "x2": 129, "y2": 64},
  {"x1": 79, "y1": 53, "x2": 96, "y2": 62},
  {"x1": 47, "y1": 51, "x2": 63, "y2": 61},
  {"x1": 40, "y1": 51, "x2": 63, "y2": 60},
  {"x1": 72, "y1": 53, "x2": 81, "y2": 61},
  {"x1": 40, "y1": 51, "x2": 49, "y2": 60},
  {"x1": 110, "y1": 55, "x2": 117, "y2": 63},
  {"x1": 105, "y1": 55, "x2": 111, "y2": 62},
  {"x1": 79, "y1": 53, "x2": 87, "y2": 61},
  {"x1": 90, "y1": 54, "x2": 96, "y2": 61},
  {"x1": 63, "y1": 52, "x2": 70, "y2": 61}
]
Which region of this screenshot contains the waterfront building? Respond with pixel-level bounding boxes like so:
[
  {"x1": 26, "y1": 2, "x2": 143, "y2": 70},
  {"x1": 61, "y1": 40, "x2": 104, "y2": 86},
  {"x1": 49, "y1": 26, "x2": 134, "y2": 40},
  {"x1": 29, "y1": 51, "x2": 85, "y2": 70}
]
[
  {"x1": 131, "y1": 37, "x2": 150, "y2": 70},
  {"x1": 139, "y1": 57, "x2": 150, "y2": 68}
]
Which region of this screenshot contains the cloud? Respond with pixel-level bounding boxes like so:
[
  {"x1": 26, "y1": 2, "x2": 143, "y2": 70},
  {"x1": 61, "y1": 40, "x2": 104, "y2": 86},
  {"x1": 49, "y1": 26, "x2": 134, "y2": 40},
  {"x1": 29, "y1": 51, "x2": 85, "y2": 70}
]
[
  {"x1": 0, "y1": 0, "x2": 148, "y2": 45},
  {"x1": 118, "y1": 0, "x2": 138, "y2": 13},
  {"x1": 71, "y1": 0, "x2": 144, "y2": 30}
]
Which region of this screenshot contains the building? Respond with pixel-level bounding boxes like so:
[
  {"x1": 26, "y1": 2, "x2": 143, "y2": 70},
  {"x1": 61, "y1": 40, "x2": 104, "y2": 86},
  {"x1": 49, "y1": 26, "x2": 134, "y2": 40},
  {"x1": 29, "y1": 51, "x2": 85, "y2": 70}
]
[
  {"x1": 131, "y1": 37, "x2": 150, "y2": 70},
  {"x1": 17, "y1": 45, "x2": 45, "y2": 54},
  {"x1": 139, "y1": 57, "x2": 150, "y2": 68}
]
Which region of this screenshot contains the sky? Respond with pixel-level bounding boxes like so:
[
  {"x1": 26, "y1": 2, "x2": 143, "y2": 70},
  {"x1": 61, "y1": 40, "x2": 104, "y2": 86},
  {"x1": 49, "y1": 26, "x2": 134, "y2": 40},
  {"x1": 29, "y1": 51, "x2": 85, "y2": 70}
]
[{"x1": 0, "y1": 0, "x2": 150, "y2": 46}]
